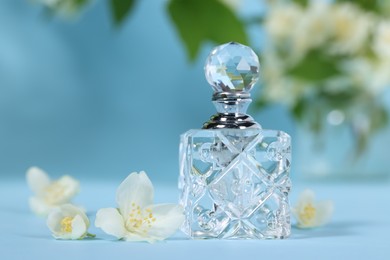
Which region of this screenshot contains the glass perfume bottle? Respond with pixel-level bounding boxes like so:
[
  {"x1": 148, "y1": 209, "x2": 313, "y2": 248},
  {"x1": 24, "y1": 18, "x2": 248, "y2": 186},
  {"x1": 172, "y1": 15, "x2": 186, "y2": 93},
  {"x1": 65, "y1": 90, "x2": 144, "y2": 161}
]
[{"x1": 179, "y1": 42, "x2": 292, "y2": 239}]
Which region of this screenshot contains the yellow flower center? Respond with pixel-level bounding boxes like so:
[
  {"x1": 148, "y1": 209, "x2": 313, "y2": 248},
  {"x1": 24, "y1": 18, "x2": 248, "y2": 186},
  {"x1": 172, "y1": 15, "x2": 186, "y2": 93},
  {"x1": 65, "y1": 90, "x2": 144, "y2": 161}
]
[
  {"x1": 299, "y1": 204, "x2": 316, "y2": 224},
  {"x1": 335, "y1": 20, "x2": 351, "y2": 39},
  {"x1": 126, "y1": 203, "x2": 156, "y2": 234},
  {"x1": 60, "y1": 216, "x2": 73, "y2": 233}
]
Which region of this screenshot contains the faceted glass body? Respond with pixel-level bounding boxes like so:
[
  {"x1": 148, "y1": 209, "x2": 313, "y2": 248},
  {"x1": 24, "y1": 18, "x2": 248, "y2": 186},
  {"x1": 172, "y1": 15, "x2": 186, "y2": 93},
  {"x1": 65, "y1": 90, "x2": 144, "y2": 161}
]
[{"x1": 179, "y1": 128, "x2": 291, "y2": 239}]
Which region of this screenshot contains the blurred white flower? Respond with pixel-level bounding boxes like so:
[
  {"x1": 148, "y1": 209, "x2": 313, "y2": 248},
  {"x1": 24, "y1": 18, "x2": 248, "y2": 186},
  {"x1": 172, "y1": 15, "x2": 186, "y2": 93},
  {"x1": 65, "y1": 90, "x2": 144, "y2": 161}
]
[
  {"x1": 26, "y1": 167, "x2": 79, "y2": 217},
  {"x1": 291, "y1": 1, "x2": 331, "y2": 57},
  {"x1": 263, "y1": 76, "x2": 303, "y2": 106},
  {"x1": 342, "y1": 58, "x2": 390, "y2": 94},
  {"x1": 373, "y1": 20, "x2": 390, "y2": 59},
  {"x1": 262, "y1": 1, "x2": 389, "y2": 149},
  {"x1": 47, "y1": 204, "x2": 93, "y2": 239},
  {"x1": 265, "y1": 3, "x2": 302, "y2": 40},
  {"x1": 292, "y1": 189, "x2": 334, "y2": 228},
  {"x1": 33, "y1": 0, "x2": 90, "y2": 16},
  {"x1": 265, "y1": 2, "x2": 334, "y2": 62},
  {"x1": 329, "y1": 3, "x2": 373, "y2": 54},
  {"x1": 95, "y1": 171, "x2": 184, "y2": 243}
]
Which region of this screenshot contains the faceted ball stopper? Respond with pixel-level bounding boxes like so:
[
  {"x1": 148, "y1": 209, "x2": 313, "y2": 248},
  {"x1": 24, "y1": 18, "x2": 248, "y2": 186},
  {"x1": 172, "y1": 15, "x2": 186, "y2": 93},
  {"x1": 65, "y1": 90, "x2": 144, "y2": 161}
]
[{"x1": 204, "y1": 42, "x2": 260, "y2": 93}]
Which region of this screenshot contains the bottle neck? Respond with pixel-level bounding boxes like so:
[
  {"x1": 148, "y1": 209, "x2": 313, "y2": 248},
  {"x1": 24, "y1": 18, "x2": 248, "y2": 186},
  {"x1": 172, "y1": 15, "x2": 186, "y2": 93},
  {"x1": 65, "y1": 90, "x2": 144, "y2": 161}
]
[
  {"x1": 202, "y1": 92, "x2": 261, "y2": 129},
  {"x1": 212, "y1": 92, "x2": 251, "y2": 114}
]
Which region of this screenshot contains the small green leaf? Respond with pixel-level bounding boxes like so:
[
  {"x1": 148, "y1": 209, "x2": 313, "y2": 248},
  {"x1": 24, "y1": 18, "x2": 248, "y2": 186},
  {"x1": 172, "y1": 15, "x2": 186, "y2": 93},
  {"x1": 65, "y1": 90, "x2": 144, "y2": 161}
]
[
  {"x1": 168, "y1": 0, "x2": 248, "y2": 61},
  {"x1": 319, "y1": 88, "x2": 358, "y2": 109},
  {"x1": 292, "y1": 99, "x2": 307, "y2": 122},
  {"x1": 253, "y1": 97, "x2": 269, "y2": 110},
  {"x1": 110, "y1": 0, "x2": 136, "y2": 26},
  {"x1": 287, "y1": 50, "x2": 341, "y2": 82}
]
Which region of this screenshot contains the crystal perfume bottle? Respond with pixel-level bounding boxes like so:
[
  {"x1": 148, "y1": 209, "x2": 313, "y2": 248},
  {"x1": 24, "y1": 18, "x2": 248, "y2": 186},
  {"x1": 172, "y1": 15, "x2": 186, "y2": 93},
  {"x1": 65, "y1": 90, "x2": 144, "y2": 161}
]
[{"x1": 179, "y1": 42, "x2": 292, "y2": 239}]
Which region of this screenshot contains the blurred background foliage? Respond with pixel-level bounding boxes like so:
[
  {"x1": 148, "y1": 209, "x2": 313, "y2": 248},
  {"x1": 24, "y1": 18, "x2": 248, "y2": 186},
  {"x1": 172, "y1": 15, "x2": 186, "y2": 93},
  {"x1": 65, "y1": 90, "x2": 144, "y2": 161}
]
[
  {"x1": 39, "y1": 0, "x2": 390, "y2": 155},
  {"x1": 40, "y1": 0, "x2": 250, "y2": 59},
  {"x1": 2, "y1": 0, "x2": 390, "y2": 180}
]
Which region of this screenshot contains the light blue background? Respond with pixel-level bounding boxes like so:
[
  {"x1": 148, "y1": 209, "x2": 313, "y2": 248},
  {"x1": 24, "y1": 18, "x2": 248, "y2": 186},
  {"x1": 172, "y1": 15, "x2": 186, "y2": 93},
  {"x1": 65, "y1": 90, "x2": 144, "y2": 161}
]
[
  {"x1": 0, "y1": 0, "x2": 293, "y2": 183},
  {"x1": 1, "y1": 2, "x2": 390, "y2": 259}
]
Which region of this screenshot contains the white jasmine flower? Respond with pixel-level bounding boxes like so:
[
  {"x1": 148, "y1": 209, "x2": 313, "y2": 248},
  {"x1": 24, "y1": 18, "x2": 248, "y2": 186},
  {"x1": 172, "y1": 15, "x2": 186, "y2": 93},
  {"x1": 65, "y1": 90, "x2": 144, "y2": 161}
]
[
  {"x1": 47, "y1": 204, "x2": 93, "y2": 239},
  {"x1": 95, "y1": 171, "x2": 184, "y2": 243},
  {"x1": 292, "y1": 189, "x2": 334, "y2": 228},
  {"x1": 373, "y1": 20, "x2": 390, "y2": 59},
  {"x1": 26, "y1": 167, "x2": 79, "y2": 217},
  {"x1": 329, "y1": 3, "x2": 373, "y2": 55}
]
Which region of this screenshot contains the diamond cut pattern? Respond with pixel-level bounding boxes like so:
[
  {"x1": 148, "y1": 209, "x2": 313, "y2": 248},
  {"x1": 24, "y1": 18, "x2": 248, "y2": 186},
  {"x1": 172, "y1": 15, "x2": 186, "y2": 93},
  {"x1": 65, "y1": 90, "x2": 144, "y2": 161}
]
[
  {"x1": 205, "y1": 42, "x2": 260, "y2": 92},
  {"x1": 179, "y1": 129, "x2": 291, "y2": 239}
]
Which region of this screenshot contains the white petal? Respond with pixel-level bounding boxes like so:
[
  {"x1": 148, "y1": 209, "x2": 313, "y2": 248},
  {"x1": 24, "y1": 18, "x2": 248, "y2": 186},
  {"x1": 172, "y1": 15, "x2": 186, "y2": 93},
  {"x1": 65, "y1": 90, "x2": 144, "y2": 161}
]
[
  {"x1": 71, "y1": 214, "x2": 87, "y2": 239},
  {"x1": 53, "y1": 175, "x2": 80, "y2": 204},
  {"x1": 52, "y1": 232, "x2": 73, "y2": 240},
  {"x1": 61, "y1": 204, "x2": 90, "y2": 227},
  {"x1": 314, "y1": 200, "x2": 334, "y2": 226},
  {"x1": 146, "y1": 204, "x2": 184, "y2": 241},
  {"x1": 46, "y1": 208, "x2": 64, "y2": 234},
  {"x1": 46, "y1": 204, "x2": 90, "y2": 239},
  {"x1": 116, "y1": 171, "x2": 154, "y2": 217},
  {"x1": 46, "y1": 204, "x2": 85, "y2": 226},
  {"x1": 26, "y1": 167, "x2": 51, "y2": 195},
  {"x1": 297, "y1": 189, "x2": 315, "y2": 204},
  {"x1": 29, "y1": 197, "x2": 53, "y2": 217},
  {"x1": 95, "y1": 208, "x2": 127, "y2": 239}
]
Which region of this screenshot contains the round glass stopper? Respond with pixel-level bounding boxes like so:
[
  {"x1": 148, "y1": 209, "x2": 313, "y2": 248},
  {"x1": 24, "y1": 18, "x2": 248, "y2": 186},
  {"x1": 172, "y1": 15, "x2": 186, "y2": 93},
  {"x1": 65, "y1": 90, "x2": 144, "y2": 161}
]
[{"x1": 204, "y1": 42, "x2": 260, "y2": 92}]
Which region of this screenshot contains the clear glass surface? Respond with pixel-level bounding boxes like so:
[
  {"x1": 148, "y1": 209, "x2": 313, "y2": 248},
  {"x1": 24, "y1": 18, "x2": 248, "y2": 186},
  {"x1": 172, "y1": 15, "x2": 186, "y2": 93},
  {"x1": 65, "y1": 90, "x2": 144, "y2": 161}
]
[
  {"x1": 204, "y1": 42, "x2": 260, "y2": 92},
  {"x1": 179, "y1": 128, "x2": 292, "y2": 239}
]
